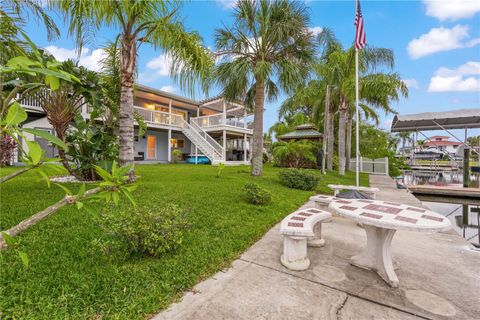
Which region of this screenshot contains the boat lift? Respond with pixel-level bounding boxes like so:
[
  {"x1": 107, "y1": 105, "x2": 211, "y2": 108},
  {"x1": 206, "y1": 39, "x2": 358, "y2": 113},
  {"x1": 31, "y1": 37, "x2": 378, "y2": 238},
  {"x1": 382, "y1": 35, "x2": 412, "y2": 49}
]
[{"x1": 391, "y1": 108, "x2": 480, "y2": 187}]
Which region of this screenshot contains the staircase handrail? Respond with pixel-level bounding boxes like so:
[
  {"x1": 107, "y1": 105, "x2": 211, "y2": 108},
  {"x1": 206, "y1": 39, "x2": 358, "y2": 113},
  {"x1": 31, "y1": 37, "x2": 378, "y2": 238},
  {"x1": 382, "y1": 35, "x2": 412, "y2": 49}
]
[{"x1": 181, "y1": 118, "x2": 223, "y2": 159}]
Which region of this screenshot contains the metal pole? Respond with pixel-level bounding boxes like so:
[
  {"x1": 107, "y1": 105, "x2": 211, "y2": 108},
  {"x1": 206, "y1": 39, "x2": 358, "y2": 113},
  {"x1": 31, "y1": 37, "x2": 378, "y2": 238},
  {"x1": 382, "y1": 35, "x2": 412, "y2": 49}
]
[
  {"x1": 355, "y1": 49, "x2": 360, "y2": 187},
  {"x1": 322, "y1": 85, "x2": 329, "y2": 175}
]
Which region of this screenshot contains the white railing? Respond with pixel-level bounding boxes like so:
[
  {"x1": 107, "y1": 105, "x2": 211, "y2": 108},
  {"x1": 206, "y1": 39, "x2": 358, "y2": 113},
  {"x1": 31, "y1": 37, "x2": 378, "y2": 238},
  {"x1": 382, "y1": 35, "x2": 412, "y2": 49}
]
[
  {"x1": 349, "y1": 157, "x2": 389, "y2": 176},
  {"x1": 188, "y1": 120, "x2": 224, "y2": 158},
  {"x1": 16, "y1": 89, "x2": 49, "y2": 108},
  {"x1": 191, "y1": 114, "x2": 249, "y2": 130},
  {"x1": 133, "y1": 106, "x2": 183, "y2": 127}
]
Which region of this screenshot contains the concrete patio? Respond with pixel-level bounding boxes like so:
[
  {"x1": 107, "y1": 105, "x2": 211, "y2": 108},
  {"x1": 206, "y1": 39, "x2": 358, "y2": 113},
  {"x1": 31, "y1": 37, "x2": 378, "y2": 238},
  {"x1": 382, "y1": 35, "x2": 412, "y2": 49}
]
[{"x1": 153, "y1": 175, "x2": 480, "y2": 320}]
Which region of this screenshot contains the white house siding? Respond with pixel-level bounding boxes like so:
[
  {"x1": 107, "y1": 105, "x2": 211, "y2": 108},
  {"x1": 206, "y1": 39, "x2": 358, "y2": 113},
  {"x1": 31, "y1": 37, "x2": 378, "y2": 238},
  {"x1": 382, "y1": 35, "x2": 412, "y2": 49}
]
[
  {"x1": 133, "y1": 129, "x2": 192, "y2": 162},
  {"x1": 21, "y1": 116, "x2": 55, "y2": 156}
]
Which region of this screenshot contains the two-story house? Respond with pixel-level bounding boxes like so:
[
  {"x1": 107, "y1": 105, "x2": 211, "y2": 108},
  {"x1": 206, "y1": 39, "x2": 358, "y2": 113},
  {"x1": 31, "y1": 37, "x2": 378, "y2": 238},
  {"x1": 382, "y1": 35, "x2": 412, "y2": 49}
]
[
  {"x1": 424, "y1": 136, "x2": 463, "y2": 154},
  {"x1": 17, "y1": 84, "x2": 253, "y2": 165}
]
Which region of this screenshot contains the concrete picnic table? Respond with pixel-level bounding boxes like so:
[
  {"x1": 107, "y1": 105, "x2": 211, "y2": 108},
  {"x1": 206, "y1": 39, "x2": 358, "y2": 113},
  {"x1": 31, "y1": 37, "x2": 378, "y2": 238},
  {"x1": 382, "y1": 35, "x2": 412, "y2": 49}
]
[{"x1": 328, "y1": 198, "x2": 451, "y2": 287}]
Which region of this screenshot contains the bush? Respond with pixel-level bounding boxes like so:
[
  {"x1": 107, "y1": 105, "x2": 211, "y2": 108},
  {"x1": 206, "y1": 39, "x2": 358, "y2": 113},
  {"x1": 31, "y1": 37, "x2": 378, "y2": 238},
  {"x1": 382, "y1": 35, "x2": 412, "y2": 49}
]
[
  {"x1": 244, "y1": 182, "x2": 272, "y2": 205},
  {"x1": 278, "y1": 168, "x2": 319, "y2": 191},
  {"x1": 172, "y1": 149, "x2": 182, "y2": 163},
  {"x1": 94, "y1": 204, "x2": 189, "y2": 258},
  {"x1": 272, "y1": 140, "x2": 319, "y2": 168}
]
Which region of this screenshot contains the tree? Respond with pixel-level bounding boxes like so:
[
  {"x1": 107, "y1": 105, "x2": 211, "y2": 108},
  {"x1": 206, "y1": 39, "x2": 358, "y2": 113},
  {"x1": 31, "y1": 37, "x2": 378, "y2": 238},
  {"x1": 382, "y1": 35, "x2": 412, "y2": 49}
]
[
  {"x1": 51, "y1": 0, "x2": 214, "y2": 181},
  {"x1": 32, "y1": 57, "x2": 102, "y2": 179},
  {"x1": 397, "y1": 131, "x2": 412, "y2": 155},
  {"x1": 0, "y1": 0, "x2": 59, "y2": 63},
  {"x1": 214, "y1": 0, "x2": 316, "y2": 176}
]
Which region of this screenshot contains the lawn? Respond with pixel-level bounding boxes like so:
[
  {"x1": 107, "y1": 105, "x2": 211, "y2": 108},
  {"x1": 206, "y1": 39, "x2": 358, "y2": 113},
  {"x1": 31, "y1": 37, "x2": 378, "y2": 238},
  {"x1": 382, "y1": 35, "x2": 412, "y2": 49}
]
[{"x1": 0, "y1": 164, "x2": 367, "y2": 319}]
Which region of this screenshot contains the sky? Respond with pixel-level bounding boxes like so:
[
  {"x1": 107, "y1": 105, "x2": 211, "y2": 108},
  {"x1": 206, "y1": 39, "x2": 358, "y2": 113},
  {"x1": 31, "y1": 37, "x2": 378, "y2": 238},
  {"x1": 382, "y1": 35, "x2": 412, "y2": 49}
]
[{"x1": 24, "y1": 0, "x2": 480, "y2": 139}]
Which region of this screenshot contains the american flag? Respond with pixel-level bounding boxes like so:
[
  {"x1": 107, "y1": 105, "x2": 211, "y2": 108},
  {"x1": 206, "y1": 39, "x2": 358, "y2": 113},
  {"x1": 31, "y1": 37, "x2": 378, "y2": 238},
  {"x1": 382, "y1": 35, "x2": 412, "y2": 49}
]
[{"x1": 354, "y1": 0, "x2": 366, "y2": 50}]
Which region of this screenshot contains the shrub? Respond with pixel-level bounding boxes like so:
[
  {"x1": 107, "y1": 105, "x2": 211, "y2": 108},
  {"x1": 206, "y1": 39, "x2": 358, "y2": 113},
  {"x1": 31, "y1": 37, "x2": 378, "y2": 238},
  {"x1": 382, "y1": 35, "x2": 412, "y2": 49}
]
[
  {"x1": 272, "y1": 140, "x2": 318, "y2": 168},
  {"x1": 172, "y1": 149, "x2": 182, "y2": 163},
  {"x1": 95, "y1": 204, "x2": 189, "y2": 258},
  {"x1": 278, "y1": 168, "x2": 319, "y2": 191},
  {"x1": 244, "y1": 182, "x2": 272, "y2": 205}
]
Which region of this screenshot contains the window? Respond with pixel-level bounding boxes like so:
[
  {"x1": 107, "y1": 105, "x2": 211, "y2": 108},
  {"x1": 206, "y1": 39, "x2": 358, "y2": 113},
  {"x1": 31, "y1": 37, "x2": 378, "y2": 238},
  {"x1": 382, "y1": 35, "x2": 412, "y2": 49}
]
[{"x1": 170, "y1": 138, "x2": 184, "y2": 149}]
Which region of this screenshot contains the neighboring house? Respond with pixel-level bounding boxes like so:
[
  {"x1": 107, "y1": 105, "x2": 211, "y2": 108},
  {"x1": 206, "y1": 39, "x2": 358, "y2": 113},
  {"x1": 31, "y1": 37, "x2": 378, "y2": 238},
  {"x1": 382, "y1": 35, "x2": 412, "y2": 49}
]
[
  {"x1": 424, "y1": 136, "x2": 463, "y2": 154},
  {"x1": 17, "y1": 84, "x2": 253, "y2": 165}
]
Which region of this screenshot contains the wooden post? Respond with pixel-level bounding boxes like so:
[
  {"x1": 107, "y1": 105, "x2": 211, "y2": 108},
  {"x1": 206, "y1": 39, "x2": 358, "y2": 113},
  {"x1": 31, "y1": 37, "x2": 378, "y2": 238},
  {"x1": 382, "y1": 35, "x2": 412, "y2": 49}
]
[{"x1": 463, "y1": 147, "x2": 470, "y2": 187}]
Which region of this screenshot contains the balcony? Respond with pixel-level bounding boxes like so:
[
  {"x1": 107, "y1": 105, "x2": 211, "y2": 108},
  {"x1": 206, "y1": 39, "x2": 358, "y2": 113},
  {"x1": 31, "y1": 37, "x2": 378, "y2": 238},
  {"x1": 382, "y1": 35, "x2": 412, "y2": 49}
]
[
  {"x1": 190, "y1": 114, "x2": 252, "y2": 132},
  {"x1": 133, "y1": 106, "x2": 184, "y2": 128}
]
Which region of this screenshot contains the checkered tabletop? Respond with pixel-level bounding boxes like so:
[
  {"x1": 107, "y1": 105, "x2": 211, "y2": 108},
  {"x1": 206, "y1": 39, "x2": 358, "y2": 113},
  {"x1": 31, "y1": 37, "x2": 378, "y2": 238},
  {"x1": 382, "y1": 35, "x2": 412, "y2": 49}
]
[{"x1": 328, "y1": 199, "x2": 451, "y2": 232}]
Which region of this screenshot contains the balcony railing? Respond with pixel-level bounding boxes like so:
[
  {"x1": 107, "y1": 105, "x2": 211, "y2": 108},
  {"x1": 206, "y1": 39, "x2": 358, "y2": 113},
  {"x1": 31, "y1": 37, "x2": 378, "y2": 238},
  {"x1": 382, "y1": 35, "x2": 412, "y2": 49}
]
[
  {"x1": 133, "y1": 106, "x2": 184, "y2": 127},
  {"x1": 191, "y1": 114, "x2": 250, "y2": 130}
]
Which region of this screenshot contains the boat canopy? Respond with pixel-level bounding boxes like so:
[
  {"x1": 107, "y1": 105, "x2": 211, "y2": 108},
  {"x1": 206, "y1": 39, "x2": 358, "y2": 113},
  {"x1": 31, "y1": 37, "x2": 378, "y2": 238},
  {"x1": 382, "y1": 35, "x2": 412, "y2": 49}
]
[{"x1": 391, "y1": 109, "x2": 480, "y2": 132}]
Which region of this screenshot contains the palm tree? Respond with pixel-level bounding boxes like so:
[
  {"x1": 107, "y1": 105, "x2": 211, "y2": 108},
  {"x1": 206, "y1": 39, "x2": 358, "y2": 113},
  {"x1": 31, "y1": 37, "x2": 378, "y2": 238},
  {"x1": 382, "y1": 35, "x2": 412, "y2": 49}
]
[
  {"x1": 214, "y1": 0, "x2": 316, "y2": 176},
  {"x1": 319, "y1": 46, "x2": 407, "y2": 175},
  {"x1": 51, "y1": 0, "x2": 214, "y2": 181},
  {"x1": 1, "y1": 0, "x2": 59, "y2": 62},
  {"x1": 397, "y1": 131, "x2": 412, "y2": 156}
]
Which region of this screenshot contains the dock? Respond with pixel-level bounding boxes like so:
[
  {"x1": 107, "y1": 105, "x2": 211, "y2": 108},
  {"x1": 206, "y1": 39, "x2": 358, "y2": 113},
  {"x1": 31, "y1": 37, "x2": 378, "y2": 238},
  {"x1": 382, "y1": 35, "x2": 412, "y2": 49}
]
[{"x1": 408, "y1": 184, "x2": 480, "y2": 198}]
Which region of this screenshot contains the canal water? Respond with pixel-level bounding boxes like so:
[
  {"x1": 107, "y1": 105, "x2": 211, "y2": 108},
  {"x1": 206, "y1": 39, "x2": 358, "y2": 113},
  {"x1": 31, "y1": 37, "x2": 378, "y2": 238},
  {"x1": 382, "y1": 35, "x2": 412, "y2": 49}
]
[
  {"x1": 399, "y1": 170, "x2": 480, "y2": 249},
  {"x1": 416, "y1": 195, "x2": 480, "y2": 249}
]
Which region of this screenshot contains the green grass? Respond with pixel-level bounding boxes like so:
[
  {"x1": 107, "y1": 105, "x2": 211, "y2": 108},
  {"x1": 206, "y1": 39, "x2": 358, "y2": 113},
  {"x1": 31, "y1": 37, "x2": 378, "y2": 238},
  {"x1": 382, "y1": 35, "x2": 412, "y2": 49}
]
[{"x1": 0, "y1": 164, "x2": 367, "y2": 319}]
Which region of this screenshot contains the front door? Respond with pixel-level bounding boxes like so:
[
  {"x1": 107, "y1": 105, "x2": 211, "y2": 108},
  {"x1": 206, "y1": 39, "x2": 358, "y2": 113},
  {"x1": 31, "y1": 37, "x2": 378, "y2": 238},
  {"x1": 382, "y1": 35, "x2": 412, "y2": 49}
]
[{"x1": 147, "y1": 135, "x2": 156, "y2": 159}]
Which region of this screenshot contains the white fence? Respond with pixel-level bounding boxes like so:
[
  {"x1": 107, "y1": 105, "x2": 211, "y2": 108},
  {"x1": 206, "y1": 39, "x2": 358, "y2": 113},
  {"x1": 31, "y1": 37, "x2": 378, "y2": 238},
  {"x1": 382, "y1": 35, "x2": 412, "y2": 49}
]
[{"x1": 349, "y1": 157, "x2": 389, "y2": 175}]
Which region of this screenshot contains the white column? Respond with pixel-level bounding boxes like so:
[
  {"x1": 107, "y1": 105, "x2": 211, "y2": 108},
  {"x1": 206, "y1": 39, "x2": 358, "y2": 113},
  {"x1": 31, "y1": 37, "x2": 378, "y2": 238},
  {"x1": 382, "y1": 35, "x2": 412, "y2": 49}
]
[
  {"x1": 244, "y1": 109, "x2": 247, "y2": 129},
  {"x1": 223, "y1": 130, "x2": 227, "y2": 161},
  {"x1": 167, "y1": 129, "x2": 172, "y2": 162},
  {"x1": 244, "y1": 133, "x2": 248, "y2": 163},
  {"x1": 223, "y1": 100, "x2": 227, "y2": 125},
  {"x1": 195, "y1": 106, "x2": 199, "y2": 164},
  {"x1": 168, "y1": 99, "x2": 172, "y2": 125}
]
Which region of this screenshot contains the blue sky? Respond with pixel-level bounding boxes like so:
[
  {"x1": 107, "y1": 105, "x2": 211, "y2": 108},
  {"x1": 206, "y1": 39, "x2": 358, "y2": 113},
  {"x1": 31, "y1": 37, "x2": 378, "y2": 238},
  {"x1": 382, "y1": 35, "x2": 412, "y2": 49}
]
[{"x1": 24, "y1": 0, "x2": 480, "y2": 138}]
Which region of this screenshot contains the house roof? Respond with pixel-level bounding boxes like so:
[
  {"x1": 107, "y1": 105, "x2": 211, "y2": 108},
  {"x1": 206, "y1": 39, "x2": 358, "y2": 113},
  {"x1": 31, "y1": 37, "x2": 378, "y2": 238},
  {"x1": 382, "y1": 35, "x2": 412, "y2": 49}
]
[
  {"x1": 428, "y1": 135, "x2": 450, "y2": 139},
  {"x1": 425, "y1": 141, "x2": 463, "y2": 146},
  {"x1": 391, "y1": 108, "x2": 480, "y2": 132},
  {"x1": 278, "y1": 124, "x2": 323, "y2": 140}
]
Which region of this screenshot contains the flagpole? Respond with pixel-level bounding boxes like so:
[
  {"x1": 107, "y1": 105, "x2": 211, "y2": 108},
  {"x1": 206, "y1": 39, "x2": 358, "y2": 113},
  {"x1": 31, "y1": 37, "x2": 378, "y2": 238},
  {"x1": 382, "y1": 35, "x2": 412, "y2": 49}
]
[{"x1": 355, "y1": 48, "x2": 360, "y2": 187}]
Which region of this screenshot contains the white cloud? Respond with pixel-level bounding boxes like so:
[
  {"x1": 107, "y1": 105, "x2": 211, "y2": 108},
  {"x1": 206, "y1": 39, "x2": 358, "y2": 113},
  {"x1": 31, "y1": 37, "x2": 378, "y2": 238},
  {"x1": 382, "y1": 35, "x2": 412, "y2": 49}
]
[
  {"x1": 402, "y1": 79, "x2": 419, "y2": 89},
  {"x1": 435, "y1": 61, "x2": 480, "y2": 77},
  {"x1": 407, "y1": 25, "x2": 480, "y2": 59},
  {"x1": 44, "y1": 46, "x2": 106, "y2": 71},
  {"x1": 216, "y1": 0, "x2": 237, "y2": 10},
  {"x1": 428, "y1": 61, "x2": 480, "y2": 92},
  {"x1": 423, "y1": 0, "x2": 480, "y2": 21},
  {"x1": 138, "y1": 54, "x2": 175, "y2": 83},
  {"x1": 428, "y1": 76, "x2": 480, "y2": 92},
  {"x1": 160, "y1": 85, "x2": 176, "y2": 93},
  {"x1": 307, "y1": 26, "x2": 323, "y2": 36}
]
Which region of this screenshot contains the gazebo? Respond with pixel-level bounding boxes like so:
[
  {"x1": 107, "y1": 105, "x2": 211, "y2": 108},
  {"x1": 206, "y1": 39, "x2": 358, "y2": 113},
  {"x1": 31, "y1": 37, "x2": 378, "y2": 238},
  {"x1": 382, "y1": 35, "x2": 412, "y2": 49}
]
[{"x1": 278, "y1": 124, "x2": 323, "y2": 142}]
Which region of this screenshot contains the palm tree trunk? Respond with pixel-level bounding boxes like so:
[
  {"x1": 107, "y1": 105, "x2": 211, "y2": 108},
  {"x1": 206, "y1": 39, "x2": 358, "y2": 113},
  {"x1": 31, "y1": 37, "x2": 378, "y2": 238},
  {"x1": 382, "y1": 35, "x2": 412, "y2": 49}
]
[
  {"x1": 251, "y1": 80, "x2": 265, "y2": 176},
  {"x1": 327, "y1": 102, "x2": 334, "y2": 171},
  {"x1": 119, "y1": 36, "x2": 136, "y2": 182},
  {"x1": 345, "y1": 112, "x2": 352, "y2": 171},
  {"x1": 338, "y1": 98, "x2": 347, "y2": 176}
]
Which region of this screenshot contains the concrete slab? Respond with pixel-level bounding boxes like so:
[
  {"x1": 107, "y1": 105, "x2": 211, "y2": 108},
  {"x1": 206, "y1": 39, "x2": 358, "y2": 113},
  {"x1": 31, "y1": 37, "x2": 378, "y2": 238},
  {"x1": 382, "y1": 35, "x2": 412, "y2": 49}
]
[
  {"x1": 152, "y1": 175, "x2": 480, "y2": 320},
  {"x1": 153, "y1": 259, "x2": 347, "y2": 320}
]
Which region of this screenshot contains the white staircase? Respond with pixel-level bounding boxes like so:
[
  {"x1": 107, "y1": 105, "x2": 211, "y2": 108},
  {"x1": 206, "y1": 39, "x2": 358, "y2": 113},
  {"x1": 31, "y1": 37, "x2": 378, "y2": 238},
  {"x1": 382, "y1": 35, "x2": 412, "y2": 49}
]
[{"x1": 180, "y1": 119, "x2": 224, "y2": 164}]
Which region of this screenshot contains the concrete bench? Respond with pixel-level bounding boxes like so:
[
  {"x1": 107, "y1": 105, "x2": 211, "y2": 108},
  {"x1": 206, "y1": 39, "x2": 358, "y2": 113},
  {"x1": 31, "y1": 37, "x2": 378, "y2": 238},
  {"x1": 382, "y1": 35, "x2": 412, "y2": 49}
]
[
  {"x1": 309, "y1": 194, "x2": 336, "y2": 210},
  {"x1": 327, "y1": 184, "x2": 379, "y2": 199},
  {"x1": 279, "y1": 208, "x2": 332, "y2": 271}
]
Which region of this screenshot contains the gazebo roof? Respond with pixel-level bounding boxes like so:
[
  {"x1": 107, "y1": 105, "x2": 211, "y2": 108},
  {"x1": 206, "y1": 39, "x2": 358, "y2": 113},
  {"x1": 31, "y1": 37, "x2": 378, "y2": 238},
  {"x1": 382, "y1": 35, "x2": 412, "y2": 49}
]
[{"x1": 278, "y1": 124, "x2": 323, "y2": 140}]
